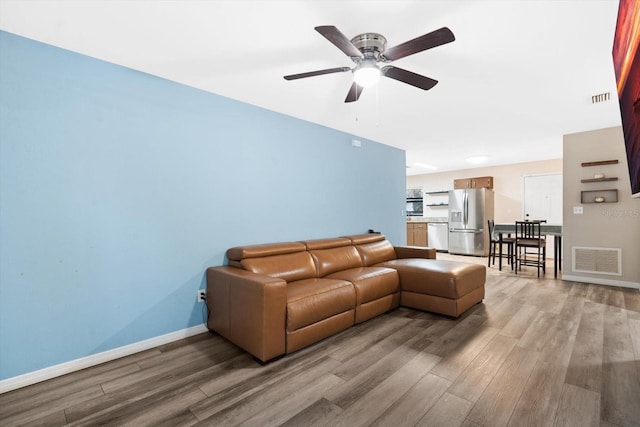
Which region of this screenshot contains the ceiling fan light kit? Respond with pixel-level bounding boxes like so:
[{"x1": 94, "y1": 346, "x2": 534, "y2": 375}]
[
  {"x1": 353, "y1": 61, "x2": 381, "y2": 88},
  {"x1": 284, "y1": 25, "x2": 455, "y2": 102}
]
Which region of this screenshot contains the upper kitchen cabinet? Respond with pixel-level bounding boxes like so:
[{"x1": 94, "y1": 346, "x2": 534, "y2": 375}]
[
  {"x1": 453, "y1": 176, "x2": 494, "y2": 189},
  {"x1": 453, "y1": 178, "x2": 470, "y2": 189}
]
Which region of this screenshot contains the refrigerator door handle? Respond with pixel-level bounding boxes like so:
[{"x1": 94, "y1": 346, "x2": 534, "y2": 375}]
[{"x1": 463, "y1": 190, "x2": 468, "y2": 226}]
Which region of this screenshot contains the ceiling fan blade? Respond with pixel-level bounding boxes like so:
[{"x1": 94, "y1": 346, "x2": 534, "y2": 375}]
[
  {"x1": 315, "y1": 26, "x2": 364, "y2": 58},
  {"x1": 284, "y1": 66, "x2": 351, "y2": 80},
  {"x1": 381, "y1": 27, "x2": 455, "y2": 61},
  {"x1": 345, "y1": 82, "x2": 364, "y2": 103},
  {"x1": 381, "y1": 66, "x2": 438, "y2": 90}
]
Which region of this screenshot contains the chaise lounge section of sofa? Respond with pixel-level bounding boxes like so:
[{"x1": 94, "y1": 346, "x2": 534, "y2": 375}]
[{"x1": 206, "y1": 233, "x2": 485, "y2": 362}]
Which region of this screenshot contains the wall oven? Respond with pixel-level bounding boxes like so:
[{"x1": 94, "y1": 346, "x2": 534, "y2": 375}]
[{"x1": 406, "y1": 188, "x2": 423, "y2": 216}]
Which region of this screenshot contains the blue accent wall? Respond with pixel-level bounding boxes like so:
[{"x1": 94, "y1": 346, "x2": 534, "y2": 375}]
[{"x1": 0, "y1": 31, "x2": 405, "y2": 380}]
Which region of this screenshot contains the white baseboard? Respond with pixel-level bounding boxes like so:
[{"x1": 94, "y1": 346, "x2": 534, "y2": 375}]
[
  {"x1": 562, "y1": 274, "x2": 640, "y2": 290},
  {"x1": 0, "y1": 323, "x2": 209, "y2": 394}
]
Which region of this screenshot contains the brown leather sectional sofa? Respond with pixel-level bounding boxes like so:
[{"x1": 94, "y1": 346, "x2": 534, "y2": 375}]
[{"x1": 206, "y1": 233, "x2": 485, "y2": 362}]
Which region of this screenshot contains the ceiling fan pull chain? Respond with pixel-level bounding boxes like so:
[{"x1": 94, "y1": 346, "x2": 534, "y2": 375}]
[{"x1": 376, "y1": 83, "x2": 380, "y2": 127}]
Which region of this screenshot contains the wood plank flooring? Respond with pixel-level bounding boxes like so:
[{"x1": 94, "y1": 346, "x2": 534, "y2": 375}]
[{"x1": 1, "y1": 254, "x2": 639, "y2": 426}]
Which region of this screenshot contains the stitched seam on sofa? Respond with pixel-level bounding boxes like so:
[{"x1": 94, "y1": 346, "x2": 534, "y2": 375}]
[
  {"x1": 287, "y1": 291, "x2": 355, "y2": 330},
  {"x1": 287, "y1": 284, "x2": 355, "y2": 304}
]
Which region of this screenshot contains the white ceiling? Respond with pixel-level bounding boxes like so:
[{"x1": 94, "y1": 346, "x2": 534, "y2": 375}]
[{"x1": 0, "y1": 0, "x2": 623, "y2": 175}]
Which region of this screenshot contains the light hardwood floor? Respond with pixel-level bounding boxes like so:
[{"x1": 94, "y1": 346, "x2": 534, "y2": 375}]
[{"x1": 2, "y1": 254, "x2": 639, "y2": 426}]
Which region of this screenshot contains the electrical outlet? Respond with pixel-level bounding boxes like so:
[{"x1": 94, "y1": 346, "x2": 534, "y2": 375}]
[{"x1": 197, "y1": 290, "x2": 206, "y2": 302}]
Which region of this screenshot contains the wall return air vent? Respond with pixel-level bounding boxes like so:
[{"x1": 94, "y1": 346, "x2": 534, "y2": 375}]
[
  {"x1": 591, "y1": 92, "x2": 610, "y2": 103},
  {"x1": 572, "y1": 246, "x2": 622, "y2": 276}
]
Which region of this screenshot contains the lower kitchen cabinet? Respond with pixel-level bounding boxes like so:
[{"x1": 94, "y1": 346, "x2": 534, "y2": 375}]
[{"x1": 406, "y1": 222, "x2": 428, "y2": 246}]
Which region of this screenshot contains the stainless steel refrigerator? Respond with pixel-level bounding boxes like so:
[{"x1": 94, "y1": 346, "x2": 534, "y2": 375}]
[{"x1": 448, "y1": 188, "x2": 494, "y2": 256}]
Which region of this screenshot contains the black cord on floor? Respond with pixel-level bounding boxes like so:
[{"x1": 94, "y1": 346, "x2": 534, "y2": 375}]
[{"x1": 201, "y1": 295, "x2": 209, "y2": 326}]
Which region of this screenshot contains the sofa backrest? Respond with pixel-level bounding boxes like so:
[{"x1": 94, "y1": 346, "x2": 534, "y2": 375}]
[
  {"x1": 345, "y1": 234, "x2": 397, "y2": 266},
  {"x1": 301, "y1": 237, "x2": 352, "y2": 251},
  {"x1": 225, "y1": 234, "x2": 396, "y2": 281},
  {"x1": 241, "y1": 252, "x2": 317, "y2": 282},
  {"x1": 309, "y1": 246, "x2": 363, "y2": 276},
  {"x1": 227, "y1": 242, "x2": 317, "y2": 282},
  {"x1": 300, "y1": 237, "x2": 362, "y2": 277},
  {"x1": 227, "y1": 242, "x2": 306, "y2": 264}
]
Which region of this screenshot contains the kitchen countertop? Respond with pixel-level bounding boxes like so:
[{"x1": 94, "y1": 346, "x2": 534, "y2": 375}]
[{"x1": 406, "y1": 217, "x2": 448, "y2": 223}]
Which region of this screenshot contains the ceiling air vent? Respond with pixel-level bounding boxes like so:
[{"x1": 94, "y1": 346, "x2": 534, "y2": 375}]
[
  {"x1": 572, "y1": 246, "x2": 621, "y2": 275},
  {"x1": 591, "y1": 92, "x2": 610, "y2": 104}
]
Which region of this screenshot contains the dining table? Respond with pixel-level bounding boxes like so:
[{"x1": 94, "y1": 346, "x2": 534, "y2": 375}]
[{"x1": 494, "y1": 223, "x2": 563, "y2": 278}]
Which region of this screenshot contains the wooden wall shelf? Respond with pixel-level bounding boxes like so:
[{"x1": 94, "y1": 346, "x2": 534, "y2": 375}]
[
  {"x1": 581, "y1": 177, "x2": 618, "y2": 183},
  {"x1": 579, "y1": 160, "x2": 619, "y2": 203},
  {"x1": 581, "y1": 160, "x2": 619, "y2": 167},
  {"x1": 580, "y1": 189, "x2": 618, "y2": 203}
]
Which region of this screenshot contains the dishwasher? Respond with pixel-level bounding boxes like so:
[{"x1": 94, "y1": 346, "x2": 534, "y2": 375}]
[{"x1": 428, "y1": 222, "x2": 449, "y2": 252}]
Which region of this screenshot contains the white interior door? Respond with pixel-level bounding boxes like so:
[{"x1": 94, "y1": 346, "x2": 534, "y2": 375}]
[
  {"x1": 523, "y1": 173, "x2": 562, "y2": 259},
  {"x1": 523, "y1": 173, "x2": 562, "y2": 222}
]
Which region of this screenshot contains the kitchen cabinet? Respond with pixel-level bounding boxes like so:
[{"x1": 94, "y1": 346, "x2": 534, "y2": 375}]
[
  {"x1": 453, "y1": 176, "x2": 493, "y2": 189},
  {"x1": 453, "y1": 178, "x2": 471, "y2": 189},
  {"x1": 407, "y1": 222, "x2": 428, "y2": 246},
  {"x1": 472, "y1": 176, "x2": 494, "y2": 188}
]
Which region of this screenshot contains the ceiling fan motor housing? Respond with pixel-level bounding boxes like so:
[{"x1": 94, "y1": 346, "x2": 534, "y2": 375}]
[{"x1": 350, "y1": 33, "x2": 387, "y2": 60}]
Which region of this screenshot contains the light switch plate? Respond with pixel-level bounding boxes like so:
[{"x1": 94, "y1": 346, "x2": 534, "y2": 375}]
[{"x1": 573, "y1": 206, "x2": 583, "y2": 214}]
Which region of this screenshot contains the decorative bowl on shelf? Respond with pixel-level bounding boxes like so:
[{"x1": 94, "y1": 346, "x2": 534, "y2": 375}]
[
  {"x1": 594, "y1": 196, "x2": 605, "y2": 203},
  {"x1": 594, "y1": 173, "x2": 605, "y2": 179}
]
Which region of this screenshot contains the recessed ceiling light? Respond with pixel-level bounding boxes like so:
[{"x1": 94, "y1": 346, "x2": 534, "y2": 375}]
[
  {"x1": 465, "y1": 155, "x2": 490, "y2": 164},
  {"x1": 414, "y1": 162, "x2": 438, "y2": 170}
]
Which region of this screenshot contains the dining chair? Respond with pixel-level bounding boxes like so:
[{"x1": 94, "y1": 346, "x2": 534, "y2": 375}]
[
  {"x1": 515, "y1": 220, "x2": 546, "y2": 277},
  {"x1": 488, "y1": 220, "x2": 514, "y2": 268}
]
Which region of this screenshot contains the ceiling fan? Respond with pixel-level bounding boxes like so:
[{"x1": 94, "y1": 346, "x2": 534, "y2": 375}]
[{"x1": 284, "y1": 25, "x2": 455, "y2": 102}]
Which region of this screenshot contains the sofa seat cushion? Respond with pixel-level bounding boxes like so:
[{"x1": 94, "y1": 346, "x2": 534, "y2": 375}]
[
  {"x1": 286, "y1": 278, "x2": 355, "y2": 332},
  {"x1": 326, "y1": 267, "x2": 399, "y2": 305},
  {"x1": 377, "y1": 259, "x2": 485, "y2": 299}
]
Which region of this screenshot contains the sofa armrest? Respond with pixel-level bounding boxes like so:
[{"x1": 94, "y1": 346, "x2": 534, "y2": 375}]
[
  {"x1": 206, "y1": 266, "x2": 287, "y2": 362},
  {"x1": 394, "y1": 246, "x2": 437, "y2": 260}
]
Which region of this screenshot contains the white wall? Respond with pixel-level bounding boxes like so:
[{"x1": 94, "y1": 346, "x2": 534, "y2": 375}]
[
  {"x1": 563, "y1": 127, "x2": 640, "y2": 288},
  {"x1": 0, "y1": 31, "x2": 406, "y2": 382},
  {"x1": 407, "y1": 159, "x2": 563, "y2": 223}
]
